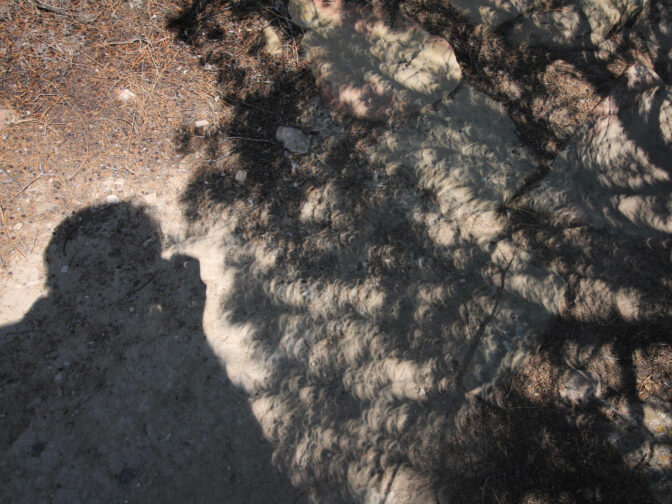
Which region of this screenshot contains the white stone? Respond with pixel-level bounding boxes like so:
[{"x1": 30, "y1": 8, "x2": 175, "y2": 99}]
[
  {"x1": 234, "y1": 170, "x2": 248, "y2": 183},
  {"x1": 117, "y1": 89, "x2": 136, "y2": 103},
  {"x1": 276, "y1": 126, "x2": 310, "y2": 154},
  {"x1": 263, "y1": 26, "x2": 283, "y2": 56}
]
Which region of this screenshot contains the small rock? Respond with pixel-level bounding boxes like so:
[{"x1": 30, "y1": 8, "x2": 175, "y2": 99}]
[
  {"x1": 194, "y1": 119, "x2": 209, "y2": 129},
  {"x1": 106, "y1": 195, "x2": 120, "y2": 204},
  {"x1": 60, "y1": 265, "x2": 69, "y2": 273},
  {"x1": 13, "y1": 222, "x2": 22, "y2": 230},
  {"x1": 276, "y1": 126, "x2": 310, "y2": 154},
  {"x1": 235, "y1": 170, "x2": 248, "y2": 183},
  {"x1": 560, "y1": 370, "x2": 602, "y2": 406},
  {"x1": 117, "y1": 89, "x2": 136, "y2": 103},
  {"x1": 264, "y1": 26, "x2": 283, "y2": 55}
]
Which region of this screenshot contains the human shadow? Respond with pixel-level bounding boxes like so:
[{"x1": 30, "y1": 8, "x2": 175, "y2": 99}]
[{"x1": 0, "y1": 203, "x2": 303, "y2": 504}]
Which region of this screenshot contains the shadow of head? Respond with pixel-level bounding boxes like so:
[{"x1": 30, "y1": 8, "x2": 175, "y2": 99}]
[
  {"x1": 44, "y1": 202, "x2": 164, "y2": 295},
  {"x1": 38, "y1": 201, "x2": 210, "y2": 342}
]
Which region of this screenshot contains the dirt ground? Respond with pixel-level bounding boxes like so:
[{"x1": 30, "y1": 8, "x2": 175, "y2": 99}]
[{"x1": 1, "y1": 0, "x2": 671, "y2": 503}]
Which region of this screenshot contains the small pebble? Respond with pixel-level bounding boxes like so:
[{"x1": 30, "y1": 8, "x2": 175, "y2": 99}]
[
  {"x1": 117, "y1": 89, "x2": 136, "y2": 103},
  {"x1": 235, "y1": 170, "x2": 247, "y2": 183},
  {"x1": 106, "y1": 195, "x2": 120, "y2": 204},
  {"x1": 276, "y1": 126, "x2": 310, "y2": 154}
]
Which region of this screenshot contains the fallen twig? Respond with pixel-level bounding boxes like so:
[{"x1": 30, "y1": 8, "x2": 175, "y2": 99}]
[
  {"x1": 67, "y1": 153, "x2": 92, "y2": 180},
  {"x1": 106, "y1": 37, "x2": 150, "y2": 46},
  {"x1": 101, "y1": 165, "x2": 138, "y2": 176},
  {"x1": 123, "y1": 271, "x2": 158, "y2": 299},
  {"x1": 32, "y1": 0, "x2": 69, "y2": 16},
  {"x1": 1, "y1": 118, "x2": 38, "y2": 130},
  {"x1": 221, "y1": 136, "x2": 273, "y2": 143},
  {"x1": 14, "y1": 164, "x2": 56, "y2": 198},
  {"x1": 33, "y1": 93, "x2": 58, "y2": 101}
]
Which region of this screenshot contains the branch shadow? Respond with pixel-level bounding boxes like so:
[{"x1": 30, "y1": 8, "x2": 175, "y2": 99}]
[{"x1": 164, "y1": 1, "x2": 669, "y2": 502}]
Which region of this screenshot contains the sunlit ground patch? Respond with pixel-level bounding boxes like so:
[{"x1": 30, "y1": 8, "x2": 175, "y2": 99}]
[
  {"x1": 522, "y1": 64, "x2": 672, "y2": 238},
  {"x1": 289, "y1": 0, "x2": 462, "y2": 121}
]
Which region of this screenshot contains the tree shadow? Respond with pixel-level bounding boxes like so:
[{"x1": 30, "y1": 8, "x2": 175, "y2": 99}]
[
  {"x1": 164, "y1": 1, "x2": 669, "y2": 501},
  {"x1": 513, "y1": 63, "x2": 672, "y2": 240},
  {"x1": 172, "y1": 83, "x2": 660, "y2": 504},
  {"x1": 401, "y1": 0, "x2": 637, "y2": 159},
  {"x1": 0, "y1": 202, "x2": 303, "y2": 503},
  {"x1": 633, "y1": 0, "x2": 671, "y2": 84}
]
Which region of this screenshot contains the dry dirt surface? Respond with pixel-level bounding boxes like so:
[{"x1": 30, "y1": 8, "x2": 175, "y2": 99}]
[{"x1": 1, "y1": 0, "x2": 672, "y2": 503}]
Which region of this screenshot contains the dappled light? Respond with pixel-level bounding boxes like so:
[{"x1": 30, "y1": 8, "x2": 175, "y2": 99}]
[
  {"x1": 369, "y1": 86, "x2": 538, "y2": 217},
  {"x1": 447, "y1": 0, "x2": 648, "y2": 52},
  {"x1": 2, "y1": 0, "x2": 671, "y2": 502},
  {"x1": 508, "y1": 0, "x2": 647, "y2": 50},
  {"x1": 289, "y1": 0, "x2": 462, "y2": 121},
  {"x1": 164, "y1": 0, "x2": 672, "y2": 501},
  {"x1": 523, "y1": 68, "x2": 672, "y2": 238}
]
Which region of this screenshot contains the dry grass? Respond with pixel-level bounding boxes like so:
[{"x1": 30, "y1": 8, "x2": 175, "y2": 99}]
[{"x1": 0, "y1": 0, "x2": 220, "y2": 268}]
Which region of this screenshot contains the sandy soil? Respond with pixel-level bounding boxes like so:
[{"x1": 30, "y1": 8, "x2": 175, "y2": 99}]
[{"x1": 1, "y1": 0, "x2": 671, "y2": 503}]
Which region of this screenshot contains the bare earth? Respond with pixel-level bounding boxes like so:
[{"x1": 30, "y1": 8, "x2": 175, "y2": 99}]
[{"x1": 1, "y1": 0, "x2": 671, "y2": 503}]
